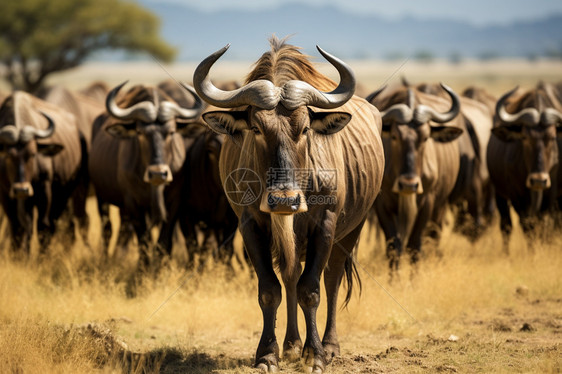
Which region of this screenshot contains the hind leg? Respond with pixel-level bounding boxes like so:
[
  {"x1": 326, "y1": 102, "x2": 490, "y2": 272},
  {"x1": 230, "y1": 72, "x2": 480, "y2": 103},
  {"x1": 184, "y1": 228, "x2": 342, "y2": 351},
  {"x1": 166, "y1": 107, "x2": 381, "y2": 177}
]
[{"x1": 322, "y1": 218, "x2": 366, "y2": 364}]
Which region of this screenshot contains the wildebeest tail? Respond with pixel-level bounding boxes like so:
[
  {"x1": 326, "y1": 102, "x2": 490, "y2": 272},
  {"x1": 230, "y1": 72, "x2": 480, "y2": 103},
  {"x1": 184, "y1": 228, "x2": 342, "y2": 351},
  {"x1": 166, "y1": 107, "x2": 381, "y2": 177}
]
[{"x1": 343, "y1": 245, "x2": 362, "y2": 308}]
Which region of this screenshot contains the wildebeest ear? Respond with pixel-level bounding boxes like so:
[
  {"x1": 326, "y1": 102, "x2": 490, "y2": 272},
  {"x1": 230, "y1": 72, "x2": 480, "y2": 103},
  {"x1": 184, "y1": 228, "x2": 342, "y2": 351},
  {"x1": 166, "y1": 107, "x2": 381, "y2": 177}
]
[
  {"x1": 176, "y1": 121, "x2": 206, "y2": 138},
  {"x1": 37, "y1": 143, "x2": 64, "y2": 156},
  {"x1": 310, "y1": 109, "x2": 352, "y2": 135},
  {"x1": 491, "y1": 125, "x2": 524, "y2": 142},
  {"x1": 381, "y1": 123, "x2": 392, "y2": 137},
  {"x1": 430, "y1": 126, "x2": 463, "y2": 143},
  {"x1": 105, "y1": 122, "x2": 137, "y2": 138},
  {"x1": 202, "y1": 111, "x2": 248, "y2": 135}
]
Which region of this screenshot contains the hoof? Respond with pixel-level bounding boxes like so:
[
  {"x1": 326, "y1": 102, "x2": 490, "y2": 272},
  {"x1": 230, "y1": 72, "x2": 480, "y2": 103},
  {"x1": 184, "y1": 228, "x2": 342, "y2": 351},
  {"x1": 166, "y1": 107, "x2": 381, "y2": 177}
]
[
  {"x1": 283, "y1": 341, "x2": 302, "y2": 362},
  {"x1": 322, "y1": 342, "x2": 340, "y2": 364},
  {"x1": 256, "y1": 362, "x2": 278, "y2": 373},
  {"x1": 302, "y1": 346, "x2": 325, "y2": 374}
]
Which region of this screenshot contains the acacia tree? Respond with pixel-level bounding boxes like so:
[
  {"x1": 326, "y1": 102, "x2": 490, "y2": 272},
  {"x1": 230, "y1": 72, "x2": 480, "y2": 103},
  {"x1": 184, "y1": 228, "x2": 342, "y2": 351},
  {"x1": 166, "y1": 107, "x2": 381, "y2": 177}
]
[{"x1": 0, "y1": 0, "x2": 176, "y2": 92}]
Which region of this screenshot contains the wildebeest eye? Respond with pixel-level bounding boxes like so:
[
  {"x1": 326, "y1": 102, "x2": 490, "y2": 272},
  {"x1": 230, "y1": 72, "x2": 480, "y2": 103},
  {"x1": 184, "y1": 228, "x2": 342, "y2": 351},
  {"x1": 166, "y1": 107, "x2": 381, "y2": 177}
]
[
  {"x1": 251, "y1": 126, "x2": 261, "y2": 134},
  {"x1": 302, "y1": 127, "x2": 310, "y2": 135}
]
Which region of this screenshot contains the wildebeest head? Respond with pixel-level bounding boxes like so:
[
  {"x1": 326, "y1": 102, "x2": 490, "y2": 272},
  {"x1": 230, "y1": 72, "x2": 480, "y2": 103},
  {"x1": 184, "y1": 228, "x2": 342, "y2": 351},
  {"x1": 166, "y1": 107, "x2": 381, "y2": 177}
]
[
  {"x1": 194, "y1": 42, "x2": 355, "y2": 215},
  {"x1": 371, "y1": 84, "x2": 462, "y2": 195},
  {"x1": 105, "y1": 82, "x2": 204, "y2": 186},
  {"x1": 494, "y1": 87, "x2": 562, "y2": 191},
  {"x1": 0, "y1": 102, "x2": 62, "y2": 199}
]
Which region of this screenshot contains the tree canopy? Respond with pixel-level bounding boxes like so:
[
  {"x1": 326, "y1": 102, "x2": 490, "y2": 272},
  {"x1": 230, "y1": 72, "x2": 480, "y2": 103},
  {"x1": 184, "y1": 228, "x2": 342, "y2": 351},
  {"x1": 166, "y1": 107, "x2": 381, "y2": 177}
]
[{"x1": 0, "y1": 0, "x2": 176, "y2": 92}]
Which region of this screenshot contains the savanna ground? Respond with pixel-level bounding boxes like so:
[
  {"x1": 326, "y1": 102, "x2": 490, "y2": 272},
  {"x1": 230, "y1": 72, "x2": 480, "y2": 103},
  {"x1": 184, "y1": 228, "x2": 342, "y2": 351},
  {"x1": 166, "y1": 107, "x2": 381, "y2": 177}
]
[{"x1": 1, "y1": 58, "x2": 562, "y2": 373}]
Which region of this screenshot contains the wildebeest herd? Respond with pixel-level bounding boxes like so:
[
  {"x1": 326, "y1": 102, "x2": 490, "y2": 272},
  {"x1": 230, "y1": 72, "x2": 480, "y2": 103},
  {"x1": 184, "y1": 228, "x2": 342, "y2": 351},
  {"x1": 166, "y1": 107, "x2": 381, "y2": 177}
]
[{"x1": 1, "y1": 36, "x2": 561, "y2": 373}]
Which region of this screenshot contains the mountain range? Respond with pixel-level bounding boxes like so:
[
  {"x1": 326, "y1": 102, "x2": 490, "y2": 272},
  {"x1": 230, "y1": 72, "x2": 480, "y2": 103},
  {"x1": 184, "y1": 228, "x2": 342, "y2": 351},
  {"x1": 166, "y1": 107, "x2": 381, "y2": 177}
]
[{"x1": 140, "y1": 1, "x2": 562, "y2": 61}]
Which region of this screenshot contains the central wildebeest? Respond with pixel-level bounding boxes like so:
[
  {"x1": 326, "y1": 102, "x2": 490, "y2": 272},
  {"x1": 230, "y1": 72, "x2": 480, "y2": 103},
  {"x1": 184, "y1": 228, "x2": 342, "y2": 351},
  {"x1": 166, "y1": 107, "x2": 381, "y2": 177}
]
[
  {"x1": 488, "y1": 85, "x2": 562, "y2": 252},
  {"x1": 366, "y1": 85, "x2": 463, "y2": 274},
  {"x1": 0, "y1": 92, "x2": 84, "y2": 254},
  {"x1": 193, "y1": 37, "x2": 384, "y2": 373},
  {"x1": 411, "y1": 81, "x2": 495, "y2": 239},
  {"x1": 88, "y1": 82, "x2": 204, "y2": 269}
]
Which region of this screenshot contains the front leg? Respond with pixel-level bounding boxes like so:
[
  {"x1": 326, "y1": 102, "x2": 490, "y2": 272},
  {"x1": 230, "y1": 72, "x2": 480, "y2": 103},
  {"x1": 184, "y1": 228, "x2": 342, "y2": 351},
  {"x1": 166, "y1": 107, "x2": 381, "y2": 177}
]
[
  {"x1": 239, "y1": 211, "x2": 282, "y2": 372},
  {"x1": 298, "y1": 210, "x2": 337, "y2": 373}
]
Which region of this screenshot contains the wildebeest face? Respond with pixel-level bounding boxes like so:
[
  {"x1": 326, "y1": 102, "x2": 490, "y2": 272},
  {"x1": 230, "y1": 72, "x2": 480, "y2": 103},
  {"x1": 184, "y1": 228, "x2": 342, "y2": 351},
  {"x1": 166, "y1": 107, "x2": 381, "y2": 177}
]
[
  {"x1": 105, "y1": 119, "x2": 181, "y2": 186},
  {"x1": 494, "y1": 87, "x2": 562, "y2": 191},
  {"x1": 0, "y1": 140, "x2": 63, "y2": 199},
  {"x1": 105, "y1": 82, "x2": 204, "y2": 187},
  {"x1": 203, "y1": 105, "x2": 351, "y2": 214}
]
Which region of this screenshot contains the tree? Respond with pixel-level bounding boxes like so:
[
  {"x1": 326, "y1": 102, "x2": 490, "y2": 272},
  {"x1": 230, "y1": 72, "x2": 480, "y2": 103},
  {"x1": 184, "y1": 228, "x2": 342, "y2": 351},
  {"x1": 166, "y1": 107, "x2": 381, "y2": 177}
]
[{"x1": 0, "y1": 0, "x2": 176, "y2": 92}]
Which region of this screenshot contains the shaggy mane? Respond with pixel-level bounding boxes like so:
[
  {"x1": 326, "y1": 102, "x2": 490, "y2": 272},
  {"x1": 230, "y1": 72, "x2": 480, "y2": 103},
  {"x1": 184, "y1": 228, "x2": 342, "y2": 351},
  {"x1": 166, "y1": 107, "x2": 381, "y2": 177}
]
[{"x1": 245, "y1": 35, "x2": 337, "y2": 91}]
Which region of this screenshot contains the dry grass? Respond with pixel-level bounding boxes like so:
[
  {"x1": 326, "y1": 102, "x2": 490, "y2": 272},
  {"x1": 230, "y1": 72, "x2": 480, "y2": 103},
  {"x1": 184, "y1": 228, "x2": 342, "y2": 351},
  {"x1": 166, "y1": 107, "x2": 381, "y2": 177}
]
[{"x1": 0, "y1": 206, "x2": 561, "y2": 373}]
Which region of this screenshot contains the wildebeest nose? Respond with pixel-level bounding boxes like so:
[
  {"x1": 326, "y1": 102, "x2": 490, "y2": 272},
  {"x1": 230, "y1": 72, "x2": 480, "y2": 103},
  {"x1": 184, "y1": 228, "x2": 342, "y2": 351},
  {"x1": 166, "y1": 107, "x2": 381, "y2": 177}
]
[
  {"x1": 268, "y1": 193, "x2": 301, "y2": 210},
  {"x1": 526, "y1": 172, "x2": 550, "y2": 190}
]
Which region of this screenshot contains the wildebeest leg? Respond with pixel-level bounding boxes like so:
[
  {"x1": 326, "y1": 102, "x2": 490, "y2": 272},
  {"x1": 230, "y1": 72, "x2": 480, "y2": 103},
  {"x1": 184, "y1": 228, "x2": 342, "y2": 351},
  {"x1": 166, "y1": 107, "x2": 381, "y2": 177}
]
[
  {"x1": 299, "y1": 210, "x2": 337, "y2": 373},
  {"x1": 179, "y1": 217, "x2": 198, "y2": 268},
  {"x1": 36, "y1": 183, "x2": 54, "y2": 254},
  {"x1": 495, "y1": 195, "x2": 512, "y2": 254},
  {"x1": 407, "y1": 199, "x2": 431, "y2": 270},
  {"x1": 322, "y1": 219, "x2": 366, "y2": 364},
  {"x1": 4, "y1": 199, "x2": 30, "y2": 256},
  {"x1": 374, "y1": 201, "x2": 401, "y2": 278},
  {"x1": 467, "y1": 175, "x2": 484, "y2": 241},
  {"x1": 132, "y1": 216, "x2": 152, "y2": 272},
  {"x1": 71, "y1": 175, "x2": 90, "y2": 248},
  {"x1": 239, "y1": 212, "x2": 281, "y2": 372},
  {"x1": 98, "y1": 201, "x2": 112, "y2": 257}
]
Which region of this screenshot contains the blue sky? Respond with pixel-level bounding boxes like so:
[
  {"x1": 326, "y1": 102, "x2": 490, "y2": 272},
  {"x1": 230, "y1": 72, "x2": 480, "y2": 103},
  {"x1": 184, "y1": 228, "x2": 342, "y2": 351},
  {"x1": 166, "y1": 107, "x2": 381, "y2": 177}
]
[{"x1": 152, "y1": 0, "x2": 562, "y2": 25}]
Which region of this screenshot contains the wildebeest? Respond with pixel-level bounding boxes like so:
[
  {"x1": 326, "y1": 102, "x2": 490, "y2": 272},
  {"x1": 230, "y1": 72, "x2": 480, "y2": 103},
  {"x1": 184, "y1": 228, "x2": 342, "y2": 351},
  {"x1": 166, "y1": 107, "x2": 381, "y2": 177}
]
[
  {"x1": 155, "y1": 79, "x2": 239, "y2": 267},
  {"x1": 412, "y1": 81, "x2": 495, "y2": 239},
  {"x1": 193, "y1": 37, "x2": 384, "y2": 373},
  {"x1": 0, "y1": 92, "x2": 84, "y2": 254},
  {"x1": 79, "y1": 81, "x2": 110, "y2": 104},
  {"x1": 367, "y1": 84, "x2": 463, "y2": 273},
  {"x1": 88, "y1": 82, "x2": 204, "y2": 268},
  {"x1": 38, "y1": 85, "x2": 106, "y2": 242},
  {"x1": 488, "y1": 85, "x2": 562, "y2": 251}
]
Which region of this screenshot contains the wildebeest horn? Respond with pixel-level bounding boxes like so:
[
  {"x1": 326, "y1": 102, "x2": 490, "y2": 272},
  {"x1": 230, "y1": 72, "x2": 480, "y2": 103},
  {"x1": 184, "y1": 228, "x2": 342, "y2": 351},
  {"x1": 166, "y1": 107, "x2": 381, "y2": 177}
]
[
  {"x1": 380, "y1": 89, "x2": 416, "y2": 124},
  {"x1": 280, "y1": 45, "x2": 355, "y2": 109},
  {"x1": 159, "y1": 83, "x2": 205, "y2": 120},
  {"x1": 19, "y1": 112, "x2": 56, "y2": 143},
  {"x1": 365, "y1": 85, "x2": 387, "y2": 103},
  {"x1": 542, "y1": 107, "x2": 562, "y2": 126},
  {"x1": 496, "y1": 86, "x2": 540, "y2": 126},
  {"x1": 106, "y1": 81, "x2": 158, "y2": 122},
  {"x1": 0, "y1": 125, "x2": 19, "y2": 144},
  {"x1": 193, "y1": 44, "x2": 281, "y2": 109},
  {"x1": 193, "y1": 44, "x2": 355, "y2": 110},
  {"x1": 33, "y1": 112, "x2": 56, "y2": 139},
  {"x1": 415, "y1": 83, "x2": 460, "y2": 123}
]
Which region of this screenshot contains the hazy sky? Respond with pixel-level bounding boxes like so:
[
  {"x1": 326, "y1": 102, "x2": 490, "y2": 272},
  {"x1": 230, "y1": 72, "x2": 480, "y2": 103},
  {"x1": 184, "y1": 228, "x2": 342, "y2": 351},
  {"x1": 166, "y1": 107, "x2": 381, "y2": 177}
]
[{"x1": 154, "y1": 0, "x2": 562, "y2": 25}]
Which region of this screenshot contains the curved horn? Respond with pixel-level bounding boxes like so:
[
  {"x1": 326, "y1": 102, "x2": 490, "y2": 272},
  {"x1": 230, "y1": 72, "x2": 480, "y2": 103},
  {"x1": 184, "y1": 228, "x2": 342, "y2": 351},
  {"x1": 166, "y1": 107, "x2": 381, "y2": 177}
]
[
  {"x1": 159, "y1": 83, "x2": 205, "y2": 121},
  {"x1": 542, "y1": 107, "x2": 562, "y2": 127},
  {"x1": 193, "y1": 44, "x2": 281, "y2": 109},
  {"x1": 365, "y1": 85, "x2": 387, "y2": 103},
  {"x1": 381, "y1": 104, "x2": 413, "y2": 124},
  {"x1": 34, "y1": 112, "x2": 56, "y2": 139},
  {"x1": 415, "y1": 83, "x2": 460, "y2": 124},
  {"x1": 496, "y1": 86, "x2": 540, "y2": 126},
  {"x1": 281, "y1": 46, "x2": 356, "y2": 110},
  {"x1": 0, "y1": 125, "x2": 19, "y2": 144},
  {"x1": 19, "y1": 112, "x2": 56, "y2": 143},
  {"x1": 106, "y1": 81, "x2": 158, "y2": 122}
]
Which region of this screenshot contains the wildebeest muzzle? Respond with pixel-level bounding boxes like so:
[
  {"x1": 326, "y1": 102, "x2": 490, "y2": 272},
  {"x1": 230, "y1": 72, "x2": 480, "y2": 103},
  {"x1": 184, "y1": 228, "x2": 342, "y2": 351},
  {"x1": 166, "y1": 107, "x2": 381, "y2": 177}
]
[
  {"x1": 260, "y1": 188, "x2": 308, "y2": 215},
  {"x1": 392, "y1": 175, "x2": 423, "y2": 195},
  {"x1": 526, "y1": 172, "x2": 550, "y2": 191},
  {"x1": 10, "y1": 182, "x2": 34, "y2": 199},
  {"x1": 144, "y1": 164, "x2": 173, "y2": 186}
]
